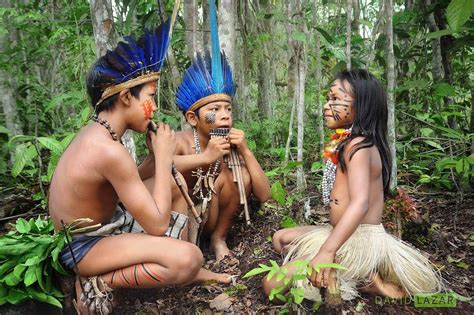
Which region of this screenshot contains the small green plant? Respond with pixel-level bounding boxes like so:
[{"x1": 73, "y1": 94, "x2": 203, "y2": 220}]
[{"x1": 243, "y1": 259, "x2": 346, "y2": 312}]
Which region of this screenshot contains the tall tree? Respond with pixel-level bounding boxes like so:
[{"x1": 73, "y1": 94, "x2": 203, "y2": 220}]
[
  {"x1": 255, "y1": 0, "x2": 275, "y2": 120},
  {"x1": 345, "y1": 0, "x2": 352, "y2": 70},
  {"x1": 292, "y1": 0, "x2": 307, "y2": 192},
  {"x1": 90, "y1": 0, "x2": 136, "y2": 162},
  {"x1": 385, "y1": 0, "x2": 397, "y2": 190},
  {"x1": 313, "y1": 2, "x2": 324, "y2": 155},
  {"x1": 183, "y1": 0, "x2": 201, "y2": 59},
  {"x1": 0, "y1": 0, "x2": 22, "y2": 164},
  {"x1": 219, "y1": 0, "x2": 236, "y2": 70}
]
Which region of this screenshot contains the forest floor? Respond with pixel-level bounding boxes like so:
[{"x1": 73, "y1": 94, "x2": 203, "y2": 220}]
[{"x1": 0, "y1": 188, "x2": 473, "y2": 314}]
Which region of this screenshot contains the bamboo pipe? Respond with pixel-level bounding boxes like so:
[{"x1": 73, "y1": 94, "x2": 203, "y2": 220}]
[{"x1": 209, "y1": 128, "x2": 251, "y2": 225}]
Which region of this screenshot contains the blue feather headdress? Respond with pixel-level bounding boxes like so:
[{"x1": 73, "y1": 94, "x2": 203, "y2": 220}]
[
  {"x1": 176, "y1": 0, "x2": 235, "y2": 113},
  {"x1": 95, "y1": 19, "x2": 171, "y2": 106}
]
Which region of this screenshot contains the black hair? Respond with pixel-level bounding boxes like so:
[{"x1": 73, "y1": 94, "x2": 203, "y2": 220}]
[
  {"x1": 86, "y1": 56, "x2": 145, "y2": 114},
  {"x1": 335, "y1": 69, "x2": 392, "y2": 195}
]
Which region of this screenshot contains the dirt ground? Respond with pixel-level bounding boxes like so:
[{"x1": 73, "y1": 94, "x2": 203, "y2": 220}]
[{"x1": 0, "y1": 190, "x2": 473, "y2": 314}]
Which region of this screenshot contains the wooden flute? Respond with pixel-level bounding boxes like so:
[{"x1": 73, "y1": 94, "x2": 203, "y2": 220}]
[
  {"x1": 148, "y1": 121, "x2": 202, "y2": 224},
  {"x1": 209, "y1": 128, "x2": 250, "y2": 225}
]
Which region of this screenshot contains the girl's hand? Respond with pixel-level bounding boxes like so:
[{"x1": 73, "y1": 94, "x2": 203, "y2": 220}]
[{"x1": 308, "y1": 250, "x2": 336, "y2": 288}]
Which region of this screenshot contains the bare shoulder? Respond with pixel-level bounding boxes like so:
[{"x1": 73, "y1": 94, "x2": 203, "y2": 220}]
[
  {"x1": 343, "y1": 136, "x2": 373, "y2": 161},
  {"x1": 175, "y1": 129, "x2": 194, "y2": 155}
]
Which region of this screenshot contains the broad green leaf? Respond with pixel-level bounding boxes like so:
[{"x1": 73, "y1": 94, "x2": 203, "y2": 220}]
[
  {"x1": 420, "y1": 128, "x2": 433, "y2": 137},
  {"x1": 13, "y1": 264, "x2": 27, "y2": 279},
  {"x1": 280, "y1": 216, "x2": 298, "y2": 228},
  {"x1": 446, "y1": 0, "x2": 474, "y2": 31},
  {"x1": 243, "y1": 267, "x2": 270, "y2": 278},
  {"x1": 425, "y1": 29, "x2": 454, "y2": 39},
  {"x1": 315, "y1": 27, "x2": 334, "y2": 43},
  {"x1": 311, "y1": 161, "x2": 322, "y2": 172},
  {"x1": 61, "y1": 132, "x2": 76, "y2": 148},
  {"x1": 456, "y1": 261, "x2": 469, "y2": 270},
  {"x1": 436, "y1": 158, "x2": 457, "y2": 171},
  {"x1": 423, "y1": 140, "x2": 444, "y2": 151},
  {"x1": 4, "y1": 270, "x2": 21, "y2": 286},
  {"x1": 433, "y1": 83, "x2": 456, "y2": 97},
  {"x1": 24, "y1": 265, "x2": 37, "y2": 286},
  {"x1": 12, "y1": 143, "x2": 37, "y2": 177},
  {"x1": 455, "y1": 159, "x2": 466, "y2": 174},
  {"x1": 290, "y1": 287, "x2": 305, "y2": 304},
  {"x1": 271, "y1": 181, "x2": 286, "y2": 206},
  {"x1": 6, "y1": 288, "x2": 28, "y2": 305},
  {"x1": 275, "y1": 293, "x2": 287, "y2": 302},
  {"x1": 266, "y1": 269, "x2": 277, "y2": 281},
  {"x1": 47, "y1": 154, "x2": 60, "y2": 182},
  {"x1": 37, "y1": 137, "x2": 63, "y2": 155},
  {"x1": 15, "y1": 218, "x2": 31, "y2": 234},
  {"x1": 313, "y1": 262, "x2": 347, "y2": 271},
  {"x1": 276, "y1": 271, "x2": 286, "y2": 282},
  {"x1": 0, "y1": 125, "x2": 10, "y2": 135}
]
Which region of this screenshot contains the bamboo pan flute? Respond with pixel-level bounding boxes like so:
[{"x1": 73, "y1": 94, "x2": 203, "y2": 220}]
[{"x1": 209, "y1": 128, "x2": 250, "y2": 225}]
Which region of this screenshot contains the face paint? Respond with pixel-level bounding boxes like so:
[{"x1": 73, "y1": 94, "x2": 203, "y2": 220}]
[
  {"x1": 141, "y1": 99, "x2": 154, "y2": 120},
  {"x1": 204, "y1": 112, "x2": 216, "y2": 125},
  {"x1": 324, "y1": 79, "x2": 354, "y2": 129}
]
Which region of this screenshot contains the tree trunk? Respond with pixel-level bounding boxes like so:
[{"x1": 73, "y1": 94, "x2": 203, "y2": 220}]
[
  {"x1": 365, "y1": 1, "x2": 384, "y2": 69},
  {"x1": 313, "y1": 1, "x2": 324, "y2": 155},
  {"x1": 352, "y1": 0, "x2": 360, "y2": 34},
  {"x1": 219, "y1": 0, "x2": 236, "y2": 70},
  {"x1": 255, "y1": 0, "x2": 275, "y2": 121},
  {"x1": 184, "y1": 0, "x2": 200, "y2": 59},
  {"x1": 202, "y1": 1, "x2": 210, "y2": 49},
  {"x1": 291, "y1": 0, "x2": 307, "y2": 192},
  {"x1": 385, "y1": 0, "x2": 397, "y2": 190},
  {"x1": 0, "y1": 0, "x2": 21, "y2": 165},
  {"x1": 345, "y1": 0, "x2": 352, "y2": 70},
  {"x1": 90, "y1": 0, "x2": 136, "y2": 162},
  {"x1": 434, "y1": 5, "x2": 457, "y2": 129},
  {"x1": 234, "y1": 0, "x2": 249, "y2": 122},
  {"x1": 423, "y1": 0, "x2": 443, "y2": 112}
]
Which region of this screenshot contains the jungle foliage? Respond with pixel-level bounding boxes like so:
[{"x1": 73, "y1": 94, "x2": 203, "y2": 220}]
[{"x1": 0, "y1": 0, "x2": 473, "y2": 213}]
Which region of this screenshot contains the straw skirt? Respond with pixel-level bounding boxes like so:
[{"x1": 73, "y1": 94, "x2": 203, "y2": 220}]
[{"x1": 283, "y1": 224, "x2": 443, "y2": 301}]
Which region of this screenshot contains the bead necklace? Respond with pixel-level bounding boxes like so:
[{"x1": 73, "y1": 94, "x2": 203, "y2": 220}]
[
  {"x1": 91, "y1": 114, "x2": 122, "y2": 144},
  {"x1": 191, "y1": 127, "x2": 221, "y2": 210},
  {"x1": 321, "y1": 128, "x2": 352, "y2": 206}
]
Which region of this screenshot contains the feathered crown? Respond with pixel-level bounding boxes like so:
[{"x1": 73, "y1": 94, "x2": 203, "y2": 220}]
[
  {"x1": 176, "y1": 0, "x2": 235, "y2": 113},
  {"x1": 95, "y1": 19, "x2": 171, "y2": 106}
]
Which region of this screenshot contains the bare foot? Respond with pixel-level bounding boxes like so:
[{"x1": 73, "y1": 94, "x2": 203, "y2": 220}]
[
  {"x1": 361, "y1": 273, "x2": 406, "y2": 299},
  {"x1": 211, "y1": 236, "x2": 230, "y2": 261},
  {"x1": 190, "y1": 268, "x2": 232, "y2": 285}
]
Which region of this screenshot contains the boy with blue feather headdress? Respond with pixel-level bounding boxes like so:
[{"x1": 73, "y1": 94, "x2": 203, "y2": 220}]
[
  {"x1": 47, "y1": 18, "x2": 228, "y2": 314},
  {"x1": 173, "y1": 0, "x2": 271, "y2": 261}
]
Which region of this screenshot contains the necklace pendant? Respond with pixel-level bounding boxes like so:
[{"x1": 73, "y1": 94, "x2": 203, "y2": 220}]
[
  {"x1": 202, "y1": 197, "x2": 209, "y2": 214},
  {"x1": 208, "y1": 177, "x2": 217, "y2": 195}
]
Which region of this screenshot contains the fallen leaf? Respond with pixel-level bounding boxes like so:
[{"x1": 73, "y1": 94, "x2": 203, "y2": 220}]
[{"x1": 209, "y1": 293, "x2": 234, "y2": 311}]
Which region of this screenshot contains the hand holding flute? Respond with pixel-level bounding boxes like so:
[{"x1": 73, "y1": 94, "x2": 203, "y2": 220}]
[
  {"x1": 210, "y1": 128, "x2": 251, "y2": 225},
  {"x1": 148, "y1": 121, "x2": 202, "y2": 224}
]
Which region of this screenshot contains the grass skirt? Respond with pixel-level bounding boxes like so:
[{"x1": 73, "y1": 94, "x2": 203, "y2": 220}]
[{"x1": 283, "y1": 224, "x2": 443, "y2": 301}]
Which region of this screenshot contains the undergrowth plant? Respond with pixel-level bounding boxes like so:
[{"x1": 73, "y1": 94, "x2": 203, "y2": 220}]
[{"x1": 244, "y1": 259, "x2": 346, "y2": 313}]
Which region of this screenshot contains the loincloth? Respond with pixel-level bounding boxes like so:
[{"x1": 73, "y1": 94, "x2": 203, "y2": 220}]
[
  {"x1": 59, "y1": 235, "x2": 103, "y2": 270},
  {"x1": 283, "y1": 224, "x2": 444, "y2": 301},
  {"x1": 59, "y1": 206, "x2": 189, "y2": 270}
]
